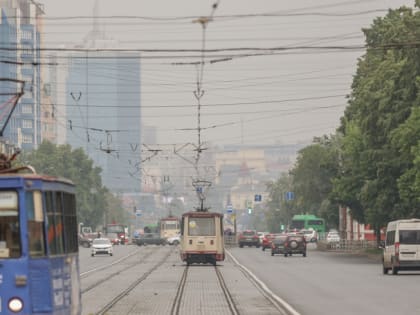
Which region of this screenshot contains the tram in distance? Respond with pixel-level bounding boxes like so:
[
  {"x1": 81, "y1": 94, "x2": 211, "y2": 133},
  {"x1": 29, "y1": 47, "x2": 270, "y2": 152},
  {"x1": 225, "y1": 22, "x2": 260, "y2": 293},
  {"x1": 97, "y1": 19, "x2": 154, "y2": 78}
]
[
  {"x1": 180, "y1": 211, "x2": 225, "y2": 266},
  {"x1": 0, "y1": 163, "x2": 81, "y2": 315},
  {"x1": 160, "y1": 215, "x2": 180, "y2": 239}
]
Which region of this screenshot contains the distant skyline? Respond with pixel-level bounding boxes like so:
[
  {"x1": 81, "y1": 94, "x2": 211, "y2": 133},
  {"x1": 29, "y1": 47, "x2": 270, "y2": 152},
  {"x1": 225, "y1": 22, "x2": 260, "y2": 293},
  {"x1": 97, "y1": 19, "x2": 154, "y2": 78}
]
[{"x1": 39, "y1": 0, "x2": 416, "y2": 147}]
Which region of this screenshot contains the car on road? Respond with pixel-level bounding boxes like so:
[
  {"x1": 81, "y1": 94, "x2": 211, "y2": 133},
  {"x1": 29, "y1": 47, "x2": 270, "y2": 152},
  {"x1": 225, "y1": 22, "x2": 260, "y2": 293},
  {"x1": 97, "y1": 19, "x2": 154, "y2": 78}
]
[
  {"x1": 382, "y1": 218, "x2": 420, "y2": 275},
  {"x1": 238, "y1": 230, "x2": 260, "y2": 248},
  {"x1": 271, "y1": 234, "x2": 307, "y2": 257},
  {"x1": 91, "y1": 238, "x2": 113, "y2": 257},
  {"x1": 257, "y1": 231, "x2": 269, "y2": 243},
  {"x1": 106, "y1": 232, "x2": 121, "y2": 245},
  {"x1": 301, "y1": 229, "x2": 318, "y2": 243},
  {"x1": 134, "y1": 233, "x2": 167, "y2": 246},
  {"x1": 167, "y1": 233, "x2": 181, "y2": 245},
  {"x1": 326, "y1": 231, "x2": 340, "y2": 243},
  {"x1": 261, "y1": 233, "x2": 280, "y2": 251},
  {"x1": 271, "y1": 235, "x2": 289, "y2": 256}
]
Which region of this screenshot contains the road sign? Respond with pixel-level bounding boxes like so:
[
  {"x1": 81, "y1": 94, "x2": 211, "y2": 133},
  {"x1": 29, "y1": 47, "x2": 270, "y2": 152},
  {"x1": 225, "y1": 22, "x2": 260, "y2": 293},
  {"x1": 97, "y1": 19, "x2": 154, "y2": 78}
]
[
  {"x1": 226, "y1": 204, "x2": 233, "y2": 213},
  {"x1": 254, "y1": 194, "x2": 262, "y2": 202},
  {"x1": 285, "y1": 191, "x2": 295, "y2": 201}
]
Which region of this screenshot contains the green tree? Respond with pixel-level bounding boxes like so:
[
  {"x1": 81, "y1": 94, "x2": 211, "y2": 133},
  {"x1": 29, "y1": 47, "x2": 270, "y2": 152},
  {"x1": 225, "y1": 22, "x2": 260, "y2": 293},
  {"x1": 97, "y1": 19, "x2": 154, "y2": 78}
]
[
  {"x1": 291, "y1": 135, "x2": 340, "y2": 223},
  {"x1": 334, "y1": 4, "x2": 420, "y2": 236},
  {"x1": 265, "y1": 173, "x2": 296, "y2": 232},
  {"x1": 18, "y1": 141, "x2": 108, "y2": 229}
]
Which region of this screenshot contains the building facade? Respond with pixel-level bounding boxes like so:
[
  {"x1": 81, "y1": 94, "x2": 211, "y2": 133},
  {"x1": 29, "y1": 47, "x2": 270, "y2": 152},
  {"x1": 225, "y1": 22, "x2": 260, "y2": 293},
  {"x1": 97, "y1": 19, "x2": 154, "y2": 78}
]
[
  {"x1": 0, "y1": 0, "x2": 43, "y2": 150},
  {"x1": 65, "y1": 51, "x2": 142, "y2": 193}
]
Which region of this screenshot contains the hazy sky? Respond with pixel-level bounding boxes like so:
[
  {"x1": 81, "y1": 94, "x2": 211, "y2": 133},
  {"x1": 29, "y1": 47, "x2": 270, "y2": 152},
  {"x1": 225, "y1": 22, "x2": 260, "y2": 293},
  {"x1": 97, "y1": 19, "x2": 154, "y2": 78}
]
[{"x1": 39, "y1": 0, "x2": 416, "y2": 147}]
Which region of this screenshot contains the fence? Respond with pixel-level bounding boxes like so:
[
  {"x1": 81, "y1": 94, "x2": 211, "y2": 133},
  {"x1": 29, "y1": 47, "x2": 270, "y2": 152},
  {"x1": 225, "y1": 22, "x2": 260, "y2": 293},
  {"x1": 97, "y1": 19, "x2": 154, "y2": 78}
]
[
  {"x1": 224, "y1": 234, "x2": 237, "y2": 247},
  {"x1": 317, "y1": 239, "x2": 378, "y2": 251}
]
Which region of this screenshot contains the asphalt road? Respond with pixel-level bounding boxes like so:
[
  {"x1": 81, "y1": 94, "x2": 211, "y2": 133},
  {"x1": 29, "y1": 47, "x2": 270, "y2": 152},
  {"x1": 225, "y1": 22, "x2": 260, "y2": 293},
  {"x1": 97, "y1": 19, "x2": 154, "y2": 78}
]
[{"x1": 228, "y1": 244, "x2": 420, "y2": 315}]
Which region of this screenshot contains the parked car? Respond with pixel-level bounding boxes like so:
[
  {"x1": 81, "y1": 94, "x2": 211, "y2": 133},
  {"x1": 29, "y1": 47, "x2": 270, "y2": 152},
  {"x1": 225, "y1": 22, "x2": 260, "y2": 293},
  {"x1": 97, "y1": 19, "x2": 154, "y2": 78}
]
[
  {"x1": 238, "y1": 230, "x2": 260, "y2": 248},
  {"x1": 326, "y1": 231, "x2": 341, "y2": 243},
  {"x1": 91, "y1": 238, "x2": 113, "y2": 257},
  {"x1": 106, "y1": 232, "x2": 120, "y2": 245},
  {"x1": 272, "y1": 234, "x2": 307, "y2": 257},
  {"x1": 301, "y1": 229, "x2": 318, "y2": 242},
  {"x1": 167, "y1": 233, "x2": 181, "y2": 245},
  {"x1": 134, "y1": 233, "x2": 166, "y2": 246}
]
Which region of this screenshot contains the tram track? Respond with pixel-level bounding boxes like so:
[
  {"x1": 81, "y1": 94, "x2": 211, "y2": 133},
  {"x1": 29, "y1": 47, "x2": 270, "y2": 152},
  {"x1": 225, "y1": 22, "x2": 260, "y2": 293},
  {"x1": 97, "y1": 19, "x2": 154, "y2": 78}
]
[
  {"x1": 171, "y1": 265, "x2": 240, "y2": 315},
  {"x1": 93, "y1": 247, "x2": 174, "y2": 315},
  {"x1": 226, "y1": 250, "x2": 301, "y2": 315},
  {"x1": 81, "y1": 247, "x2": 157, "y2": 294},
  {"x1": 80, "y1": 247, "x2": 144, "y2": 279},
  {"x1": 215, "y1": 266, "x2": 240, "y2": 315}
]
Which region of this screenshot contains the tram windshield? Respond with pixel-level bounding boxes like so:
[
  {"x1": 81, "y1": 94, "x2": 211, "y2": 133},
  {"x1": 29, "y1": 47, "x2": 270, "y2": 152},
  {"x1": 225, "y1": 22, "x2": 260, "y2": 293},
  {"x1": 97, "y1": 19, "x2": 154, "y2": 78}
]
[
  {"x1": 188, "y1": 217, "x2": 215, "y2": 236},
  {"x1": 0, "y1": 191, "x2": 21, "y2": 258},
  {"x1": 162, "y1": 221, "x2": 179, "y2": 229}
]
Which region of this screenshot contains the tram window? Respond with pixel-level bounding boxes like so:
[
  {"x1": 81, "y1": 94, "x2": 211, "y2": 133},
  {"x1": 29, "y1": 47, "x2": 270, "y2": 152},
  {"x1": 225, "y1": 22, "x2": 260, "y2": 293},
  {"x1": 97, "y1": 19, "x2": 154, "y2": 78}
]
[
  {"x1": 63, "y1": 193, "x2": 78, "y2": 253},
  {"x1": 188, "y1": 218, "x2": 215, "y2": 236},
  {"x1": 54, "y1": 192, "x2": 64, "y2": 255},
  {"x1": 46, "y1": 191, "x2": 64, "y2": 255},
  {"x1": 0, "y1": 191, "x2": 21, "y2": 258},
  {"x1": 46, "y1": 191, "x2": 56, "y2": 254},
  {"x1": 26, "y1": 191, "x2": 46, "y2": 257},
  {"x1": 180, "y1": 218, "x2": 184, "y2": 236},
  {"x1": 164, "y1": 221, "x2": 179, "y2": 229}
]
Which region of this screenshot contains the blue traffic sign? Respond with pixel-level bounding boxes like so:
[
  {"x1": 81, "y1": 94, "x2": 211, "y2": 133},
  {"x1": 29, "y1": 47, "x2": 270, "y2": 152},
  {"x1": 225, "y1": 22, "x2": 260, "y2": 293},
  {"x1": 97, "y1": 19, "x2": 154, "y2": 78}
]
[
  {"x1": 285, "y1": 191, "x2": 295, "y2": 201},
  {"x1": 226, "y1": 204, "x2": 233, "y2": 213}
]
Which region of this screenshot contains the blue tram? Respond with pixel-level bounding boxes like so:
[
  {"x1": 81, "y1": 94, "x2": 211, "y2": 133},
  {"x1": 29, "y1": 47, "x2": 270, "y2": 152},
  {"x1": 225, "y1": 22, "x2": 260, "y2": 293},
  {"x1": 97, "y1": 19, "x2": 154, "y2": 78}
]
[{"x1": 0, "y1": 167, "x2": 81, "y2": 315}]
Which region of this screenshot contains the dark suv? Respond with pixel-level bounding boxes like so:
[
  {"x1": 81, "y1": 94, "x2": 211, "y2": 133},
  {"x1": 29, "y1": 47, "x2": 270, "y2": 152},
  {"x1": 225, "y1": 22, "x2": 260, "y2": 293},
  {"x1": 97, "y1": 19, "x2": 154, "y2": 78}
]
[
  {"x1": 238, "y1": 230, "x2": 260, "y2": 248},
  {"x1": 271, "y1": 234, "x2": 306, "y2": 257}
]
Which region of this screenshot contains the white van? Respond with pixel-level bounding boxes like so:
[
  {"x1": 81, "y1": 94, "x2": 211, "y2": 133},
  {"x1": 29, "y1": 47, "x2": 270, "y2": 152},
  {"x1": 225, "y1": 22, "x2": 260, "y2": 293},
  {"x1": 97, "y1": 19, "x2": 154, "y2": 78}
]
[{"x1": 382, "y1": 218, "x2": 420, "y2": 275}]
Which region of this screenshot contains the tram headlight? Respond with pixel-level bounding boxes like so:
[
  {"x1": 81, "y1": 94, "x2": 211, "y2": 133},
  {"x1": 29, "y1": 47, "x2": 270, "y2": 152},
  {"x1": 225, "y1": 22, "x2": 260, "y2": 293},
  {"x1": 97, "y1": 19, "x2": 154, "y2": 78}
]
[{"x1": 8, "y1": 297, "x2": 24, "y2": 313}]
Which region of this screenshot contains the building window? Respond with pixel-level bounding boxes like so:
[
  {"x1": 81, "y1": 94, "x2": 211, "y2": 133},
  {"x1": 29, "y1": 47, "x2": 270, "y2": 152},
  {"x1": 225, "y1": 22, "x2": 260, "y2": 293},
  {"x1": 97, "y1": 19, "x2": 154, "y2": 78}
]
[
  {"x1": 22, "y1": 120, "x2": 33, "y2": 129},
  {"x1": 21, "y1": 104, "x2": 33, "y2": 114},
  {"x1": 22, "y1": 49, "x2": 33, "y2": 56},
  {"x1": 22, "y1": 134, "x2": 33, "y2": 144},
  {"x1": 22, "y1": 30, "x2": 32, "y2": 40}
]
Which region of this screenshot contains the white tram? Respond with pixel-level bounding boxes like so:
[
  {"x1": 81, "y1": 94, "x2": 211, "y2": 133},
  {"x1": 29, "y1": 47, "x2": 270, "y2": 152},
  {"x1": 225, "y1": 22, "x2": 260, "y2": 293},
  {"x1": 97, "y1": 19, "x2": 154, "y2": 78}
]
[
  {"x1": 180, "y1": 211, "x2": 225, "y2": 266},
  {"x1": 160, "y1": 216, "x2": 180, "y2": 240}
]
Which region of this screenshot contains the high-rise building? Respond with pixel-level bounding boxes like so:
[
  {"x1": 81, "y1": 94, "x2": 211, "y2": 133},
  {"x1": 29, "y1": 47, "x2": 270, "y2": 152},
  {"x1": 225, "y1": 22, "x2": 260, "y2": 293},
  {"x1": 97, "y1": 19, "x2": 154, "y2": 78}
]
[
  {"x1": 64, "y1": 1, "x2": 141, "y2": 193},
  {"x1": 0, "y1": 0, "x2": 44, "y2": 150}
]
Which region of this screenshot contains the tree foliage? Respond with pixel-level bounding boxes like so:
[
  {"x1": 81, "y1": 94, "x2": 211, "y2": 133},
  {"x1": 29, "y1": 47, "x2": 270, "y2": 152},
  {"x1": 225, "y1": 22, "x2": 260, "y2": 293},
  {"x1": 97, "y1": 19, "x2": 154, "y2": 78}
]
[
  {"x1": 265, "y1": 173, "x2": 296, "y2": 232},
  {"x1": 266, "y1": 3, "x2": 420, "y2": 233},
  {"x1": 334, "y1": 4, "x2": 420, "y2": 228},
  {"x1": 17, "y1": 141, "x2": 126, "y2": 229},
  {"x1": 291, "y1": 135, "x2": 340, "y2": 218}
]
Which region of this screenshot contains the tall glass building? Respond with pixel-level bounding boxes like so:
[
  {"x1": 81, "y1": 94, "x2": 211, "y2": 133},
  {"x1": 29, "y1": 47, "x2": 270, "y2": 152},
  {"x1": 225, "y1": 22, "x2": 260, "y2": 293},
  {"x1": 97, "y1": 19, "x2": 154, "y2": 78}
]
[
  {"x1": 0, "y1": 0, "x2": 43, "y2": 150},
  {"x1": 66, "y1": 51, "x2": 142, "y2": 192}
]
